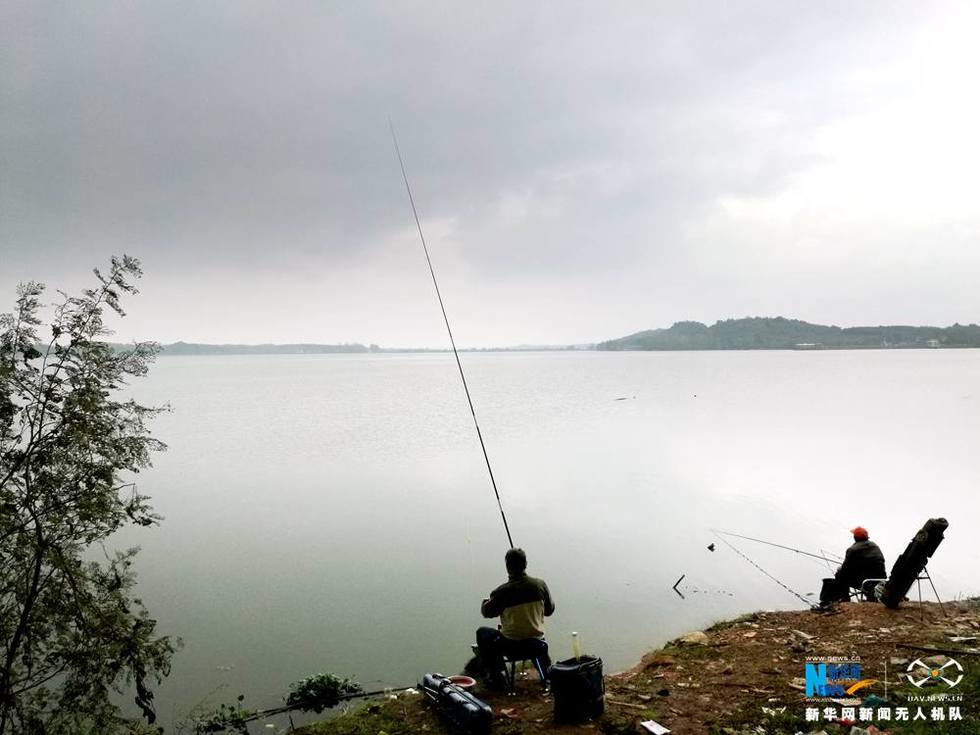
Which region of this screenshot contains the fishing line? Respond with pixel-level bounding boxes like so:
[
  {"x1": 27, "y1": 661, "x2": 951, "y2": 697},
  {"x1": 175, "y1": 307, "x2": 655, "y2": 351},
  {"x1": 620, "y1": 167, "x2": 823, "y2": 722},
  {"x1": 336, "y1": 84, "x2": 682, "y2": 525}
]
[
  {"x1": 714, "y1": 529, "x2": 842, "y2": 564},
  {"x1": 713, "y1": 532, "x2": 812, "y2": 606},
  {"x1": 818, "y1": 548, "x2": 837, "y2": 574},
  {"x1": 390, "y1": 121, "x2": 514, "y2": 549}
]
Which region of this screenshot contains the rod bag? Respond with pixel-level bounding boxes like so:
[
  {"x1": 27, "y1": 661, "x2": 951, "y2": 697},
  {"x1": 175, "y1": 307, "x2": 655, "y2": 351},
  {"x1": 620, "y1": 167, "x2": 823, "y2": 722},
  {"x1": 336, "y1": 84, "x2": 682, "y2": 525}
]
[
  {"x1": 880, "y1": 517, "x2": 948, "y2": 609},
  {"x1": 420, "y1": 673, "x2": 492, "y2": 735}
]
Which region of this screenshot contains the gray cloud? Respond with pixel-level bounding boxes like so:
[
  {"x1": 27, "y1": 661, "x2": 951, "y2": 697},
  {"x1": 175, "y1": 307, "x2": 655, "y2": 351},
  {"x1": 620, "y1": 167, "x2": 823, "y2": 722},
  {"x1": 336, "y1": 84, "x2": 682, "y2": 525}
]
[{"x1": 2, "y1": 1, "x2": 977, "y2": 345}]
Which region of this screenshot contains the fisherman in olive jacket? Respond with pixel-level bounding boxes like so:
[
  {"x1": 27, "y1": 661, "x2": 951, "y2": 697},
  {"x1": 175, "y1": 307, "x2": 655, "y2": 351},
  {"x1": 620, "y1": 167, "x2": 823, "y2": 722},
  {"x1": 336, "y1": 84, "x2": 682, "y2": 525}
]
[
  {"x1": 475, "y1": 548, "x2": 555, "y2": 688},
  {"x1": 819, "y1": 526, "x2": 887, "y2": 605}
]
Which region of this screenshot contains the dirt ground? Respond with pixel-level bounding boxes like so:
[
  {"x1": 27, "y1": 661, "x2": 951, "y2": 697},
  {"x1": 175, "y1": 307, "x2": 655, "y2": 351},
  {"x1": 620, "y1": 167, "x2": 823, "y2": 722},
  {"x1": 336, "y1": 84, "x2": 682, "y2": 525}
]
[
  {"x1": 302, "y1": 599, "x2": 980, "y2": 735},
  {"x1": 605, "y1": 599, "x2": 979, "y2": 734}
]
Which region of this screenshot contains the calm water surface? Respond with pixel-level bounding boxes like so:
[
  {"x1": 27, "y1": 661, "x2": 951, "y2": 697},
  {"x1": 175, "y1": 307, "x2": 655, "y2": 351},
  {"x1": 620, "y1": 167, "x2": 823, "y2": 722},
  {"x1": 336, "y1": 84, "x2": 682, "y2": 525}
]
[{"x1": 117, "y1": 350, "x2": 980, "y2": 726}]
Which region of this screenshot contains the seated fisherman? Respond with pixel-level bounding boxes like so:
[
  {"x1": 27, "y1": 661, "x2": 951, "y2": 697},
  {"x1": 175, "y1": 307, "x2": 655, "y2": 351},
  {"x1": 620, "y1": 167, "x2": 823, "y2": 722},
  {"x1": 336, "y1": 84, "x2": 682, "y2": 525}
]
[
  {"x1": 819, "y1": 526, "x2": 887, "y2": 606},
  {"x1": 475, "y1": 547, "x2": 555, "y2": 689}
]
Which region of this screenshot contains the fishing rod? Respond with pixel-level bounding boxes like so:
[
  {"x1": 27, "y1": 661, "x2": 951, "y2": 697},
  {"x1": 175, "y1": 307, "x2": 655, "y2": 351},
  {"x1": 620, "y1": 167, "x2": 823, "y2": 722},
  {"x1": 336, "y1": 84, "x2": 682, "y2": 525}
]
[
  {"x1": 713, "y1": 529, "x2": 842, "y2": 564},
  {"x1": 390, "y1": 121, "x2": 515, "y2": 549},
  {"x1": 712, "y1": 532, "x2": 812, "y2": 606}
]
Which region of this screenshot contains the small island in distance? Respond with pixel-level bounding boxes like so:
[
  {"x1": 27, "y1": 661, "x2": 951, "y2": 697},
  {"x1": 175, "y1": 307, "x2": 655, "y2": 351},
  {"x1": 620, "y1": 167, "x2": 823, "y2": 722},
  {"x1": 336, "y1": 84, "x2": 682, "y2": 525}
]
[{"x1": 149, "y1": 317, "x2": 980, "y2": 355}]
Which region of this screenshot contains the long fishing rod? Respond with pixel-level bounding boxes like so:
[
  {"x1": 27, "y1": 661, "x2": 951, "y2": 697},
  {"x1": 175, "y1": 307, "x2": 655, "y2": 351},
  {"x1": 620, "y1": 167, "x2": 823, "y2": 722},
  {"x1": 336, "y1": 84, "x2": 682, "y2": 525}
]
[
  {"x1": 713, "y1": 532, "x2": 812, "y2": 606},
  {"x1": 713, "y1": 529, "x2": 842, "y2": 564},
  {"x1": 390, "y1": 121, "x2": 515, "y2": 549}
]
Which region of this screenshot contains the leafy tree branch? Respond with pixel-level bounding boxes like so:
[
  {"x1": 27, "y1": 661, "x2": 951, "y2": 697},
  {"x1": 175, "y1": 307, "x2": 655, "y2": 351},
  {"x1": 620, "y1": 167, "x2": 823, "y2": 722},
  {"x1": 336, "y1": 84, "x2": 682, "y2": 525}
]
[{"x1": 0, "y1": 256, "x2": 177, "y2": 734}]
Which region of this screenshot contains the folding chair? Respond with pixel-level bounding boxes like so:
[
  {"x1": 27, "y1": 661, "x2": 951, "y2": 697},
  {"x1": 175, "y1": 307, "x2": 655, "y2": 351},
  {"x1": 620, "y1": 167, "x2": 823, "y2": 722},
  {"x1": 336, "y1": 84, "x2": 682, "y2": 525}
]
[
  {"x1": 851, "y1": 578, "x2": 887, "y2": 602},
  {"x1": 501, "y1": 638, "x2": 550, "y2": 695}
]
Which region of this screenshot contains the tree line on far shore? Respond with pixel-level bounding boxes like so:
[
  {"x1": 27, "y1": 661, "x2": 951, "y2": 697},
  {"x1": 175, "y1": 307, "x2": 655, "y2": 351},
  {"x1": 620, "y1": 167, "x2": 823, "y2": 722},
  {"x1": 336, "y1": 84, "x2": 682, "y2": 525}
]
[{"x1": 597, "y1": 317, "x2": 980, "y2": 351}]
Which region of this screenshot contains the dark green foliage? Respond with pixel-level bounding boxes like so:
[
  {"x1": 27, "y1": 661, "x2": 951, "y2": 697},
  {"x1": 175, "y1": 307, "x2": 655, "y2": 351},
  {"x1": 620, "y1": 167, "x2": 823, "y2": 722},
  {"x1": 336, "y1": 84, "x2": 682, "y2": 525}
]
[
  {"x1": 191, "y1": 696, "x2": 254, "y2": 735},
  {"x1": 188, "y1": 673, "x2": 364, "y2": 733},
  {"x1": 0, "y1": 256, "x2": 176, "y2": 734},
  {"x1": 286, "y1": 673, "x2": 363, "y2": 713},
  {"x1": 597, "y1": 316, "x2": 980, "y2": 350}
]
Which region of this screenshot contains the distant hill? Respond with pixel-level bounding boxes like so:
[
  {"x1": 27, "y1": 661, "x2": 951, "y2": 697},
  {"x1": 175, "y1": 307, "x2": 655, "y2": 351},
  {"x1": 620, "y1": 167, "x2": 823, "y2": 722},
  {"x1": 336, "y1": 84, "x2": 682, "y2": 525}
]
[
  {"x1": 159, "y1": 341, "x2": 374, "y2": 355},
  {"x1": 153, "y1": 342, "x2": 589, "y2": 355},
  {"x1": 597, "y1": 317, "x2": 980, "y2": 351}
]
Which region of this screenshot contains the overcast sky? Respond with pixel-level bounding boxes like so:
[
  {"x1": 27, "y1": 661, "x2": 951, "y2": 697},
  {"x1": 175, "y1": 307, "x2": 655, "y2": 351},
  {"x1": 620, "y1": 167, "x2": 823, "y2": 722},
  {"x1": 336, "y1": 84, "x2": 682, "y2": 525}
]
[{"x1": 2, "y1": 2, "x2": 979, "y2": 347}]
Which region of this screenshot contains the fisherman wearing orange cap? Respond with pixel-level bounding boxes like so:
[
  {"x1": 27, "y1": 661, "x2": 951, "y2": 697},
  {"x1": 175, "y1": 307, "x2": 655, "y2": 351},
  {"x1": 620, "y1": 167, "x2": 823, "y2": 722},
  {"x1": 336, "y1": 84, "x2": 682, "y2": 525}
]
[{"x1": 818, "y1": 526, "x2": 887, "y2": 607}]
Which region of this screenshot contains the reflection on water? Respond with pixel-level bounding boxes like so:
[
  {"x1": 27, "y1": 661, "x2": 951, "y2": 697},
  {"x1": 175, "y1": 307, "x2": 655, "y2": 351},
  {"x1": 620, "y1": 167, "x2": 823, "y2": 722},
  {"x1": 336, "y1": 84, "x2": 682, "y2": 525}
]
[{"x1": 117, "y1": 349, "x2": 980, "y2": 725}]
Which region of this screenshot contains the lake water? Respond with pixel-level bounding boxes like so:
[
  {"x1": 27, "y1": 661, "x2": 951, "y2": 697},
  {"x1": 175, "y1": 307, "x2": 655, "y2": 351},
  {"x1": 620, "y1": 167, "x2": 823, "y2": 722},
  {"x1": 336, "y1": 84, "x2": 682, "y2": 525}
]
[{"x1": 117, "y1": 349, "x2": 980, "y2": 727}]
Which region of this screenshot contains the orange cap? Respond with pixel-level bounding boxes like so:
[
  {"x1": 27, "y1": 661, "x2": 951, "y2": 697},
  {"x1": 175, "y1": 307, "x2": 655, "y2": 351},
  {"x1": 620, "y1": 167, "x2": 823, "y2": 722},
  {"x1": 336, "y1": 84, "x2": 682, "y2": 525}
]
[{"x1": 851, "y1": 526, "x2": 869, "y2": 540}]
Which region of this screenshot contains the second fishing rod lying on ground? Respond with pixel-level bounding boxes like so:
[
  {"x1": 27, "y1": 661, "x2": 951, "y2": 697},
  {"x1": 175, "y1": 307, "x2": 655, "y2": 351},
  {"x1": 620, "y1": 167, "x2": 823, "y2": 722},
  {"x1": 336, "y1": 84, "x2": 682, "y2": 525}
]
[{"x1": 390, "y1": 121, "x2": 514, "y2": 549}]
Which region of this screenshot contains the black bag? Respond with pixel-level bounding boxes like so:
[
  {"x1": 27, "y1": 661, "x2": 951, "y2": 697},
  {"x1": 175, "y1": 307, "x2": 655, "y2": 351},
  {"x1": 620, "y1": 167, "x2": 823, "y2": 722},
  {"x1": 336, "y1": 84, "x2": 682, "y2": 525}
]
[
  {"x1": 881, "y1": 518, "x2": 948, "y2": 609},
  {"x1": 420, "y1": 673, "x2": 492, "y2": 735},
  {"x1": 550, "y1": 655, "x2": 604, "y2": 723}
]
